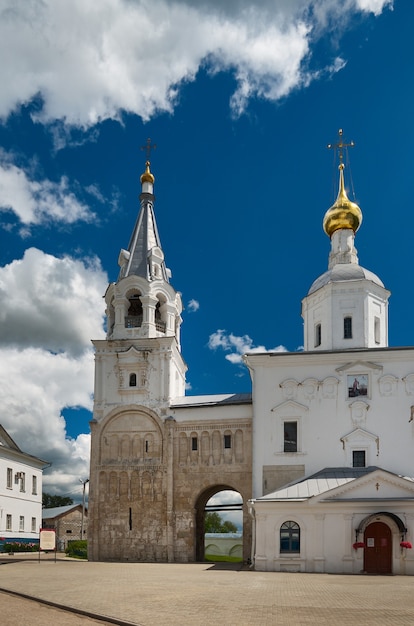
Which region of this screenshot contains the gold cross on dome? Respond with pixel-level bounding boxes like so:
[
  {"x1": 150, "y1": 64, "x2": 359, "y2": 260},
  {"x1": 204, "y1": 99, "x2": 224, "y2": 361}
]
[
  {"x1": 141, "y1": 137, "x2": 156, "y2": 160},
  {"x1": 327, "y1": 129, "x2": 354, "y2": 164}
]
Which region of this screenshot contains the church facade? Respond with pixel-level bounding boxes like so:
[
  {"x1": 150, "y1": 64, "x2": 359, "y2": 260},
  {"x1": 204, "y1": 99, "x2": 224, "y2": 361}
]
[{"x1": 88, "y1": 138, "x2": 414, "y2": 574}]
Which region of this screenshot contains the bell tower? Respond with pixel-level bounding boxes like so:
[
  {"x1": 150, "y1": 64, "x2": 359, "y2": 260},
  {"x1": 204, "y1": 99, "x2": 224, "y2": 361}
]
[
  {"x1": 92, "y1": 150, "x2": 186, "y2": 418},
  {"x1": 302, "y1": 130, "x2": 390, "y2": 351}
]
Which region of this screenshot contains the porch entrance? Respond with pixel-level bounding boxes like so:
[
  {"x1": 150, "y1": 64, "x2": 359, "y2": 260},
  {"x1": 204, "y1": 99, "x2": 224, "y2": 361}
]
[{"x1": 363, "y1": 521, "x2": 392, "y2": 574}]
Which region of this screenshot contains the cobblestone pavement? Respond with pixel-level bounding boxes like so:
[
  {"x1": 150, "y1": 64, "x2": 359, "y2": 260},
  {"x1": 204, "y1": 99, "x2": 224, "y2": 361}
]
[
  {"x1": 1, "y1": 555, "x2": 414, "y2": 625},
  {"x1": 0, "y1": 590, "x2": 116, "y2": 626}
]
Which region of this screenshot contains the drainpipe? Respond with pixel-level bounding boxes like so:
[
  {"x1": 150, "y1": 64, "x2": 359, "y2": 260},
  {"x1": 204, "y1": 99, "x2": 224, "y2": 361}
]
[{"x1": 248, "y1": 501, "x2": 255, "y2": 569}]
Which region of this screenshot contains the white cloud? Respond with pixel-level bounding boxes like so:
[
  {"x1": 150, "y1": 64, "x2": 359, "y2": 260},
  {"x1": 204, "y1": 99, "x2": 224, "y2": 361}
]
[
  {"x1": 0, "y1": 248, "x2": 107, "y2": 356},
  {"x1": 0, "y1": 248, "x2": 107, "y2": 496},
  {"x1": 0, "y1": 154, "x2": 95, "y2": 228},
  {"x1": 0, "y1": 0, "x2": 392, "y2": 126},
  {"x1": 208, "y1": 329, "x2": 287, "y2": 364},
  {"x1": 187, "y1": 299, "x2": 200, "y2": 312}
]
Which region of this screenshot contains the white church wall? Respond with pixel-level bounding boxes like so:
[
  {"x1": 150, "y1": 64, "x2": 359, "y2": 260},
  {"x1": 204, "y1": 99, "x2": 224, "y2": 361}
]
[{"x1": 247, "y1": 348, "x2": 414, "y2": 499}]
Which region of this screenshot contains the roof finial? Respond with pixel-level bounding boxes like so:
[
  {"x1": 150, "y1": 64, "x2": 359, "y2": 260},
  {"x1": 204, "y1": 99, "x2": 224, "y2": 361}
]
[
  {"x1": 141, "y1": 137, "x2": 156, "y2": 161},
  {"x1": 323, "y1": 130, "x2": 362, "y2": 238},
  {"x1": 140, "y1": 138, "x2": 156, "y2": 186},
  {"x1": 327, "y1": 128, "x2": 354, "y2": 166}
]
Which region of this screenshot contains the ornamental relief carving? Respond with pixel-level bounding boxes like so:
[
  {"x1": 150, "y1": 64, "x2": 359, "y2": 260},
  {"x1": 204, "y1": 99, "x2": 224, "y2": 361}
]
[{"x1": 378, "y1": 374, "x2": 399, "y2": 397}]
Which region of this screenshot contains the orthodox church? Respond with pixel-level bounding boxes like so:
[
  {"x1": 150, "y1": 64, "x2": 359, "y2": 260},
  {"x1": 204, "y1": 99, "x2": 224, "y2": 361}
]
[{"x1": 88, "y1": 134, "x2": 414, "y2": 574}]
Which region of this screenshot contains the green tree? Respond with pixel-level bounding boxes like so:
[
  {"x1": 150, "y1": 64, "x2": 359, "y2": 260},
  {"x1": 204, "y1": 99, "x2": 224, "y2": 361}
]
[
  {"x1": 204, "y1": 511, "x2": 238, "y2": 533},
  {"x1": 42, "y1": 493, "x2": 74, "y2": 508}
]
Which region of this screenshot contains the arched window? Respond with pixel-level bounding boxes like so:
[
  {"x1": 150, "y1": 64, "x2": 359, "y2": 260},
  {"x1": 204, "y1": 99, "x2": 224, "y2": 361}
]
[
  {"x1": 280, "y1": 521, "x2": 300, "y2": 553},
  {"x1": 129, "y1": 373, "x2": 137, "y2": 387},
  {"x1": 125, "y1": 293, "x2": 143, "y2": 328}
]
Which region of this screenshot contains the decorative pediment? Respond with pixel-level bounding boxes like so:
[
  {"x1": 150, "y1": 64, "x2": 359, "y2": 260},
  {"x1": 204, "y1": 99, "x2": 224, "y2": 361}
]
[
  {"x1": 340, "y1": 427, "x2": 378, "y2": 448},
  {"x1": 271, "y1": 400, "x2": 308, "y2": 417},
  {"x1": 117, "y1": 346, "x2": 149, "y2": 365},
  {"x1": 318, "y1": 469, "x2": 414, "y2": 502},
  {"x1": 335, "y1": 360, "x2": 383, "y2": 375}
]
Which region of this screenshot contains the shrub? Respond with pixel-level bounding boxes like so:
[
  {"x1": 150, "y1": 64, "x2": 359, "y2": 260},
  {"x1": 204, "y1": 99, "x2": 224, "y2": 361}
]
[
  {"x1": 3, "y1": 542, "x2": 39, "y2": 553},
  {"x1": 66, "y1": 540, "x2": 87, "y2": 559}
]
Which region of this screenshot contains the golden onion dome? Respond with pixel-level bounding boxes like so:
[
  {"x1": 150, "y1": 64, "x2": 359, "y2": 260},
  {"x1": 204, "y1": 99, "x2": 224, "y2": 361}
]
[
  {"x1": 323, "y1": 163, "x2": 362, "y2": 237},
  {"x1": 140, "y1": 160, "x2": 155, "y2": 185}
]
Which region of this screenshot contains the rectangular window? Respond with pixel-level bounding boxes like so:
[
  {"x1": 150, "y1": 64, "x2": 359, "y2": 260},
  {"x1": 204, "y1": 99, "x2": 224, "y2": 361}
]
[
  {"x1": 353, "y1": 450, "x2": 366, "y2": 467},
  {"x1": 6, "y1": 514, "x2": 12, "y2": 531},
  {"x1": 374, "y1": 316, "x2": 380, "y2": 344},
  {"x1": 7, "y1": 467, "x2": 12, "y2": 489},
  {"x1": 19, "y1": 472, "x2": 25, "y2": 492},
  {"x1": 19, "y1": 516, "x2": 24, "y2": 532},
  {"x1": 31, "y1": 517, "x2": 37, "y2": 532},
  {"x1": 191, "y1": 437, "x2": 198, "y2": 451},
  {"x1": 284, "y1": 422, "x2": 298, "y2": 453},
  {"x1": 344, "y1": 316, "x2": 352, "y2": 339},
  {"x1": 314, "y1": 323, "x2": 321, "y2": 347},
  {"x1": 32, "y1": 475, "x2": 37, "y2": 495},
  {"x1": 224, "y1": 434, "x2": 231, "y2": 449}
]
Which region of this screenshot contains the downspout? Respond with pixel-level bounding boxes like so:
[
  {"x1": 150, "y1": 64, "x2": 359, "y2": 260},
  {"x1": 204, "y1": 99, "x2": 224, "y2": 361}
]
[{"x1": 248, "y1": 500, "x2": 255, "y2": 569}]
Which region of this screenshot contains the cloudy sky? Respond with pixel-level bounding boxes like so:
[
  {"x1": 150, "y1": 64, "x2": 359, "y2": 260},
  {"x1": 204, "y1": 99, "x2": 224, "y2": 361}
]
[{"x1": 0, "y1": 0, "x2": 408, "y2": 501}]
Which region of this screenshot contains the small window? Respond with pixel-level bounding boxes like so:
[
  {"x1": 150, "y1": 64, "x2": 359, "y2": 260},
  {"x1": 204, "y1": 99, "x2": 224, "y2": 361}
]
[
  {"x1": 353, "y1": 450, "x2": 366, "y2": 467},
  {"x1": 280, "y1": 521, "x2": 300, "y2": 553},
  {"x1": 284, "y1": 422, "x2": 297, "y2": 453},
  {"x1": 315, "y1": 323, "x2": 321, "y2": 347},
  {"x1": 191, "y1": 437, "x2": 198, "y2": 451},
  {"x1": 6, "y1": 514, "x2": 12, "y2": 531},
  {"x1": 66, "y1": 529, "x2": 72, "y2": 534},
  {"x1": 224, "y1": 434, "x2": 231, "y2": 449},
  {"x1": 32, "y1": 475, "x2": 37, "y2": 495},
  {"x1": 344, "y1": 316, "x2": 352, "y2": 339},
  {"x1": 19, "y1": 516, "x2": 24, "y2": 531},
  {"x1": 374, "y1": 316, "x2": 380, "y2": 344},
  {"x1": 145, "y1": 440, "x2": 149, "y2": 453},
  {"x1": 31, "y1": 517, "x2": 37, "y2": 532},
  {"x1": 6, "y1": 467, "x2": 12, "y2": 489},
  {"x1": 129, "y1": 373, "x2": 137, "y2": 387}
]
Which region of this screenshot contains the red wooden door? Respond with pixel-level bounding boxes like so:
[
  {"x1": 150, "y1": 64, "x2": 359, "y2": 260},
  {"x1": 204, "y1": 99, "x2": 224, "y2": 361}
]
[{"x1": 363, "y1": 522, "x2": 392, "y2": 574}]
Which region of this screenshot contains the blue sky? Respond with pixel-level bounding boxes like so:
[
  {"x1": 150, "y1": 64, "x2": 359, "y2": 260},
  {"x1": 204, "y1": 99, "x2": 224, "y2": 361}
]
[{"x1": 0, "y1": 0, "x2": 407, "y2": 499}]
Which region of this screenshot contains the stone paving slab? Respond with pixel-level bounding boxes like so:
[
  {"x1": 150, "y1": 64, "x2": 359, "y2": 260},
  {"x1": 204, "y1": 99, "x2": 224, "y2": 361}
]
[{"x1": 1, "y1": 556, "x2": 414, "y2": 625}]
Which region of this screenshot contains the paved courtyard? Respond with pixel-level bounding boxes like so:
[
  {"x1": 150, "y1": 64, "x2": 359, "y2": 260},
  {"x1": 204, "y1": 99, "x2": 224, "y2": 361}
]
[{"x1": 1, "y1": 555, "x2": 414, "y2": 625}]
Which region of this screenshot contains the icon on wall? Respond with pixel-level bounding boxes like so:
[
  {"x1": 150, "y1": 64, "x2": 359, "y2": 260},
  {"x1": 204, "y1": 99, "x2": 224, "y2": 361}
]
[{"x1": 348, "y1": 374, "x2": 368, "y2": 398}]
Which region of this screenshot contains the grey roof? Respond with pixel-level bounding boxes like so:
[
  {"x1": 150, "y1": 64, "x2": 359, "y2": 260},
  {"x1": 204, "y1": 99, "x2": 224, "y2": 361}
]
[
  {"x1": 42, "y1": 504, "x2": 85, "y2": 519},
  {"x1": 118, "y1": 198, "x2": 169, "y2": 282},
  {"x1": 308, "y1": 263, "x2": 384, "y2": 295},
  {"x1": 170, "y1": 393, "x2": 252, "y2": 408},
  {"x1": 258, "y1": 466, "x2": 380, "y2": 501}
]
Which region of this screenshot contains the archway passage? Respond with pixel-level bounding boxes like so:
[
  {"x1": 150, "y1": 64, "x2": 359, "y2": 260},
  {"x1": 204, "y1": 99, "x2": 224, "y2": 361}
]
[
  {"x1": 195, "y1": 485, "x2": 243, "y2": 562},
  {"x1": 364, "y1": 522, "x2": 392, "y2": 574}
]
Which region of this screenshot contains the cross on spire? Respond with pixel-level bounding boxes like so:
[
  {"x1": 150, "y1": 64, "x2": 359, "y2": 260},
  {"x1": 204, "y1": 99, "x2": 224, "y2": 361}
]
[
  {"x1": 141, "y1": 137, "x2": 156, "y2": 161},
  {"x1": 327, "y1": 129, "x2": 354, "y2": 164}
]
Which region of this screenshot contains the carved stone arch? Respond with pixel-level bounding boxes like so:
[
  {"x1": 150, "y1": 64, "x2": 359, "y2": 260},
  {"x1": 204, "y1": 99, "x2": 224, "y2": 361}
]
[
  {"x1": 212, "y1": 430, "x2": 221, "y2": 465},
  {"x1": 179, "y1": 432, "x2": 188, "y2": 464},
  {"x1": 235, "y1": 429, "x2": 244, "y2": 462},
  {"x1": 201, "y1": 431, "x2": 210, "y2": 464},
  {"x1": 99, "y1": 405, "x2": 164, "y2": 464},
  {"x1": 98, "y1": 471, "x2": 107, "y2": 502},
  {"x1": 119, "y1": 471, "x2": 129, "y2": 499}
]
